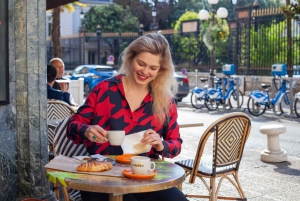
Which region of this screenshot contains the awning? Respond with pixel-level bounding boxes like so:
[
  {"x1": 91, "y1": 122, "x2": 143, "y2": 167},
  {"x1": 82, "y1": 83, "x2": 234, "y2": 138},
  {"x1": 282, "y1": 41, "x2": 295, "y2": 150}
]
[{"x1": 46, "y1": 0, "x2": 77, "y2": 10}]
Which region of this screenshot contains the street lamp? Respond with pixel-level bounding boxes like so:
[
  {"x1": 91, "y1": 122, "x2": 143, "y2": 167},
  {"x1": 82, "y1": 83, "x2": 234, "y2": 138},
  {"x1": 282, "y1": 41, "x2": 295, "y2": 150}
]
[
  {"x1": 139, "y1": 23, "x2": 144, "y2": 36},
  {"x1": 80, "y1": 10, "x2": 85, "y2": 30},
  {"x1": 150, "y1": 7, "x2": 159, "y2": 32},
  {"x1": 199, "y1": 0, "x2": 228, "y2": 87},
  {"x1": 96, "y1": 24, "x2": 102, "y2": 65}
]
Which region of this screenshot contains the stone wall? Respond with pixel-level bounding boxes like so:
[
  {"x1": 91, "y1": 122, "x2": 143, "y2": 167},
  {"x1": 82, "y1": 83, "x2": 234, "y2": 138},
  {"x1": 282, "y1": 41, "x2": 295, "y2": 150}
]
[{"x1": 0, "y1": 0, "x2": 52, "y2": 200}]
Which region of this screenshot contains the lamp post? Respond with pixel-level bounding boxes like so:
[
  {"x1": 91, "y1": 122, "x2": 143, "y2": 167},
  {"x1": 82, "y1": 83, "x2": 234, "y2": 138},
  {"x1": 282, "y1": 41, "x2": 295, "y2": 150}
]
[
  {"x1": 79, "y1": 10, "x2": 85, "y2": 64},
  {"x1": 139, "y1": 23, "x2": 144, "y2": 36},
  {"x1": 96, "y1": 24, "x2": 102, "y2": 65},
  {"x1": 150, "y1": 7, "x2": 159, "y2": 32},
  {"x1": 199, "y1": 0, "x2": 228, "y2": 87}
]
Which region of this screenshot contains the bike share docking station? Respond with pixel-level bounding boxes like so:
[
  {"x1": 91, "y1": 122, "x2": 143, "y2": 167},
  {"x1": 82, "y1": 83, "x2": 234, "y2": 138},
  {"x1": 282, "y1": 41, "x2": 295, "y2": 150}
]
[
  {"x1": 190, "y1": 64, "x2": 244, "y2": 111},
  {"x1": 205, "y1": 64, "x2": 244, "y2": 111},
  {"x1": 221, "y1": 64, "x2": 244, "y2": 111},
  {"x1": 249, "y1": 64, "x2": 298, "y2": 118}
]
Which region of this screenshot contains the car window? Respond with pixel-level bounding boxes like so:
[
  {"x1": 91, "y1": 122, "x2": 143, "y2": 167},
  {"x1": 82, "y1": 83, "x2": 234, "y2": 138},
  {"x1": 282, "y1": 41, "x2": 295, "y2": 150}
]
[
  {"x1": 79, "y1": 67, "x2": 90, "y2": 74},
  {"x1": 95, "y1": 67, "x2": 113, "y2": 72},
  {"x1": 73, "y1": 66, "x2": 84, "y2": 75}
]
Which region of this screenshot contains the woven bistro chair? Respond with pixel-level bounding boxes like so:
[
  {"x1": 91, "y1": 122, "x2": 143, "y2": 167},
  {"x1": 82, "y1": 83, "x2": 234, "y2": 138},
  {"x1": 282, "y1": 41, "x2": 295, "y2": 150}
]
[
  {"x1": 175, "y1": 112, "x2": 251, "y2": 201},
  {"x1": 47, "y1": 99, "x2": 76, "y2": 158},
  {"x1": 52, "y1": 116, "x2": 88, "y2": 201}
]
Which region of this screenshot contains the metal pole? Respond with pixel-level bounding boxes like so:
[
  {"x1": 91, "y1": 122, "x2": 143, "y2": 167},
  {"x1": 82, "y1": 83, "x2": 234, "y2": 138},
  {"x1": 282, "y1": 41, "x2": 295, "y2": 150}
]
[
  {"x1": 210, "y1": 7, "x2": 215, "y2": 87},
  {"x1": 97, "y1": 37, "x2": 100, "y2": 64},
  {"x1": 83, "y1": 29, "x2": 86, "y2": 64}
]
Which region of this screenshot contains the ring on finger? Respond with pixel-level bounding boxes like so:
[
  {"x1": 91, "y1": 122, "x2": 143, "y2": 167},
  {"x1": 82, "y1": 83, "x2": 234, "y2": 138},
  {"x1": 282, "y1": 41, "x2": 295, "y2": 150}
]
[{"x1": 92, "y1": 135, "x2": 97, "y2": 141}]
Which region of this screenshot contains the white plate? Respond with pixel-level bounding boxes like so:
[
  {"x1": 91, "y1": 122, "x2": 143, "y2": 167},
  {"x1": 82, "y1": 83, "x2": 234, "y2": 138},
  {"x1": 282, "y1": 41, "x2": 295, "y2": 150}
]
[{"x1": 56, "y1": 79, "x2": 71, "y2": 83}]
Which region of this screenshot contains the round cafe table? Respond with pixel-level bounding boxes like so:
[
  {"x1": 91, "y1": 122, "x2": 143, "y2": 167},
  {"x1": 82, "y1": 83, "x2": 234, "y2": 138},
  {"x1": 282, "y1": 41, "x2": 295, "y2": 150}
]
[{"x1": 46, "y1": 159, "x2": 186, "y2": 201}]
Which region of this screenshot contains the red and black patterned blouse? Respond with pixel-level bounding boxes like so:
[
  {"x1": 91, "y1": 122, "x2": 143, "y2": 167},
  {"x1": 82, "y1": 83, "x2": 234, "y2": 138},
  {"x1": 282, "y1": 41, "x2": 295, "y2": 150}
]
[{"x1": 66, "y1": 75, "x2": 182, "y2": 159}]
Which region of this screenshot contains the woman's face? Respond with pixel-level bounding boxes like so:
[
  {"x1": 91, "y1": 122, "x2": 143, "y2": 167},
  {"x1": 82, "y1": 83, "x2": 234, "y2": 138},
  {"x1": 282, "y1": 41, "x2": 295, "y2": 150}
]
[{"x1": 129, "y1": 51, "x2": 161, "y2": 87}]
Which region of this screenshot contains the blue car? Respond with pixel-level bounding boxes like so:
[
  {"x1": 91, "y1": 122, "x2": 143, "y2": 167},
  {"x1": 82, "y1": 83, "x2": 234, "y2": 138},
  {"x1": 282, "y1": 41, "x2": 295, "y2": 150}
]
[{"x1": 70, "y1": 65, "x2": 117, "y2": 97}]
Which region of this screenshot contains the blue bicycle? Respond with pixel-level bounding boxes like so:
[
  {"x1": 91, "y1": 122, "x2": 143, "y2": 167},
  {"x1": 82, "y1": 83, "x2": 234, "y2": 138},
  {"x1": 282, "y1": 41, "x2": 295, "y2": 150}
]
[
  {"x1": 204, "y1": 76, "x2": 244, "y2": 111},
  {"x1": 190, "y1": 77, "x2": 224, "y2": 109},
  {"x1": 190, "y1": 78, "x2": 209, "y2": 109},
  {"x1": 247, "y1": 77, "x2": 292, "y2": 116}
]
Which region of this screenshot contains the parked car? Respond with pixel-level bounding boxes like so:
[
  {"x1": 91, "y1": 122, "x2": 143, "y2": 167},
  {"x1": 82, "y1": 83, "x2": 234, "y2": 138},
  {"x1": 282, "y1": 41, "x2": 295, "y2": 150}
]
[
  {"x1": 69, "y1": 65, "x2": 117, "y2": 97},
  {"x1": 174, "y1": 72, "x2": 189, "y2": 102}
]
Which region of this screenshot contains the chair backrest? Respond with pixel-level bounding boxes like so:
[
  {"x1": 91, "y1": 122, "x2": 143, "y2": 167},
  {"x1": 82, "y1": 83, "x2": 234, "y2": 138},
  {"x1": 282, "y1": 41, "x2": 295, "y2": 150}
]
[
  {"x1": 47, "y1": 100, "x2": 76, "y2": 120},
  {"x1": 192, "y1": 112, "x2": 251, "y2": 178},
  {"x1": 53, "y1": 116, "x2": 88, "y2": 157},
  {"x1": 69, "y1": 78, "x2": 84, "y2": 105},
  {"x1": 47, "y1": 100, "x2": 76, "y2": 146}
]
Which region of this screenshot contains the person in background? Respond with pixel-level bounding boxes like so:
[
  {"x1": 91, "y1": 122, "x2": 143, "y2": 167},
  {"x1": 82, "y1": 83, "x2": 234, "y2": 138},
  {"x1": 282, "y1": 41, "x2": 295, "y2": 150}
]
[
  {"x1": 66, "y1": 33, "x2": 187, "y2": 201},
  {"x1": 49, "y1": 57, "x2": 78, "y2": 106},
  {"x1": 47, "y1": 64, "x2": 71, "y2": 105}
]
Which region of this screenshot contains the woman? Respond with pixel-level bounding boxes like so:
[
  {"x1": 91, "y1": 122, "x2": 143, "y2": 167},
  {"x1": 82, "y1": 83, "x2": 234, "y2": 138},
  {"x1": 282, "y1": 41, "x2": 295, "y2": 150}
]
[
  {"x1": 67, "y1": 33, "x2": 187, "y2": 201},
  {"x1": 47, "y1": 64, "x2": 71, "y2": 105}
]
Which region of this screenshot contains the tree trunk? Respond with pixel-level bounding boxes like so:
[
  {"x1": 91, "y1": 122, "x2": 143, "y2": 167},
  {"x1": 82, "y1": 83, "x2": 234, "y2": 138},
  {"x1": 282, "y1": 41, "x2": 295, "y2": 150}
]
[{"x1": 51, "y1": 7, "x2": 61, "y2": 58}]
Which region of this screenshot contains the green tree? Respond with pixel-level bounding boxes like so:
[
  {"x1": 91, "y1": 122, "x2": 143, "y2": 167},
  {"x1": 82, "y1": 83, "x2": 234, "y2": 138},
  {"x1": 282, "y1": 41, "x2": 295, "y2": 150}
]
[
  {"x1": 172, "y1": 11, "x2": 202, "y2": 68},
  {"x1": 84, "y1": 4, "x2": 139, "y2": 57},
  {"x1": 84, "y1": 5, "x2": 139, "y2": 33}
]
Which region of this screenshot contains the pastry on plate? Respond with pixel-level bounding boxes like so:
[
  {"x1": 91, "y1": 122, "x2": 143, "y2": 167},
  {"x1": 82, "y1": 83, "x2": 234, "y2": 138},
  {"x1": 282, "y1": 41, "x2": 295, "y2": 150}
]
[{"x1": 77, "y1": 160, "x2": 113, "y2": 172}]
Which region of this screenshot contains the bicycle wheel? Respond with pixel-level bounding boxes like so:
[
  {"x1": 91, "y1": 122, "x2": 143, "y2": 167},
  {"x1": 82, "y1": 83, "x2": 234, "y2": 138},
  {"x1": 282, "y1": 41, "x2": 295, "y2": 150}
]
[
  {"x1": 205, "y1": 95, "x2": 218, "y2": 111},
  {"x1": 277, "y1": 91, "x2": 292, "y2": 115},
  {"x1": 295, "y1": 98, "x2": 300, "y2": 118},
  {"x1": 247, "y1": 97, "x2": 266, "y2": 116},
  {"x1": 190, "y1": 92, "x2": 205, "y2": 109},
  {"x1": 229, "y1": 90, "x2": 244, "y2": 109}
]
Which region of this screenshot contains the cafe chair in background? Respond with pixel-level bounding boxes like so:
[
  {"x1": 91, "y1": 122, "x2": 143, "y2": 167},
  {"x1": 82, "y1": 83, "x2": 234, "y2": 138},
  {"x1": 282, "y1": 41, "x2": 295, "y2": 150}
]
[
  {"x1": 47, "y1": 99, "x2": 76, "y2": 159},
  {"x1": 52, "y1": 116, "x2": 87, "y2": 201},
  {"x1": 175, "y1": 112, "x2": 251, "y2": 201}
]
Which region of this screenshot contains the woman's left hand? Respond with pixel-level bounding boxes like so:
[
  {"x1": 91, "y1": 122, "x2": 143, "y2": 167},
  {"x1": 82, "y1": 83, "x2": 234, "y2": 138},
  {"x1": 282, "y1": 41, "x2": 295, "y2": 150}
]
[{"x1": 141, "y1": 129, "x2": 164, "y2": 152}]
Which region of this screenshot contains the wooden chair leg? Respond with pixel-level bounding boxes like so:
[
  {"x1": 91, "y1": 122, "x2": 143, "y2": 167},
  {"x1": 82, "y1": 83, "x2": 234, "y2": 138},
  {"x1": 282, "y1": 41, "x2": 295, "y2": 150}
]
[
  {"x1": 210, "y1": 178, "x2": 216, "y2": 201},
  {"x1": 62, "y1": 187, "x2": 71, "y2": 201},
  {"x1": 53, "y1": 183, "x2": 60, "y2": 200}
]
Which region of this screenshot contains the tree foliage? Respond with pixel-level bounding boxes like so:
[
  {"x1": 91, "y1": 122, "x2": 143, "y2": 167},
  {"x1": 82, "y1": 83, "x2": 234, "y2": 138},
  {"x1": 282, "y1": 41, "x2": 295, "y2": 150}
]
[
  {"x1": 281, "y1": 0, "x2": 300, "y2": 21},
  {"x1": 84, "y1": 4, "x2": 139, "y2": 33},
  {"x1": 49, "y1": 2, "x2": 86, "y2": 58}
]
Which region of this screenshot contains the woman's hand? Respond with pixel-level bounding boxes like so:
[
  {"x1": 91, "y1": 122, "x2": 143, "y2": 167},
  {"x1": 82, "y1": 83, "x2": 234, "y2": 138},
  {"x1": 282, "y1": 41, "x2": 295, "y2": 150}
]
[
  {"x1": 84, "y1": 125, "x2": 108, "y2": 143},
  {"x1": 141, "y1": 129, "x2": 164, "y2": 152},
  {"x1": 59, "y1": 83, "x2": 69, "y2": 92}
]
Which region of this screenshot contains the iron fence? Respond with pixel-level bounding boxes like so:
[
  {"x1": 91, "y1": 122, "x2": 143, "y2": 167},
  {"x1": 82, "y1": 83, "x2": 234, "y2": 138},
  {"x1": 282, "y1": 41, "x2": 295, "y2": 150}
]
[{"x1": 46, "y1": 6, "x2": 300, "y2": 76}]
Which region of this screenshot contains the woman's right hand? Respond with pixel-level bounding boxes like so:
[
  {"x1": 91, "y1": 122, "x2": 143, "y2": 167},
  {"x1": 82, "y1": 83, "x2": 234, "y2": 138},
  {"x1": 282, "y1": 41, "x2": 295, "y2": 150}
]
[
  {"x1": 59, "y1": 83, "x2": 69, "y2": 92},
  {"x1": 84, "y1": 125, "x2": 108, "y2": 143}
]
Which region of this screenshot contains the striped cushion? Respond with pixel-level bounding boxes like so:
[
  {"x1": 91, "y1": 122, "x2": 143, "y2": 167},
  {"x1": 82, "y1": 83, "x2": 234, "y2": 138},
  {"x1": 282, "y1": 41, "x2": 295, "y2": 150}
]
[
  {"x1": 53, "y1": 116, "x2": 88, "y2": 201},
  {"x1": 47, "y1": 100, "x2": 76, "y2": 145},
  {"x1": 175, "y1": 157, "x2": 236, "y2": 176}
]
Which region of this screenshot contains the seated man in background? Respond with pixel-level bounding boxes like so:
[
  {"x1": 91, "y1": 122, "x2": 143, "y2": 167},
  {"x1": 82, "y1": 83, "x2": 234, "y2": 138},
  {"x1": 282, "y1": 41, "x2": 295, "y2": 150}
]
[
  {"x1": 47, "y1": 64, "x2": 71, "y2": 105},
  {"x1": 49, "y1": 57, "x2": 78, "y2": 106}
]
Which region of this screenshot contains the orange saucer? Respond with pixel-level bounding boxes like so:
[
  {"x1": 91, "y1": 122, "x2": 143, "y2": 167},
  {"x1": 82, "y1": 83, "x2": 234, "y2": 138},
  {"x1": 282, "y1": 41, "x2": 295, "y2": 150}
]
[
  {"x1": 115, "y1": 154, "x2": 136, "y2": 164},
  {"x1": 122, "y1": 169, "x2": 157, "y2": 179}
]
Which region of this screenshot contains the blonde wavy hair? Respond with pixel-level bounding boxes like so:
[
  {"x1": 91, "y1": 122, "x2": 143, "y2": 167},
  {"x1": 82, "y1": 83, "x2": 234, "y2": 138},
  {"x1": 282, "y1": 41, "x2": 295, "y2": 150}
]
[{"x1": 118, "y1": 33, "x2": 178, "y2": 126}]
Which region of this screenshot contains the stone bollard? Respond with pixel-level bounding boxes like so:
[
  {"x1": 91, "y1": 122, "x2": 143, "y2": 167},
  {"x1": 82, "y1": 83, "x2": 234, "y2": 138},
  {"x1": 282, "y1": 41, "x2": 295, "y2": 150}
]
[{"x1": 259, "y1": 124, "x2": 287, "y2": 162}]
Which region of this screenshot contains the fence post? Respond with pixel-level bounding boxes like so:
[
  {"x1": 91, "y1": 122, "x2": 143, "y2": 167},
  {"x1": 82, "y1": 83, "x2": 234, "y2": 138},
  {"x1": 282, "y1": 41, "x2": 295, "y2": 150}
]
[
  {"x1": 289, "y1": 77, "x2": 295, "y2": 115},
  {"x1": 234, "y1": 76, "x2": 240, "y2": 109},
  {"x1": 195, "y1": 69, "x2": 198, "y2": 88}
]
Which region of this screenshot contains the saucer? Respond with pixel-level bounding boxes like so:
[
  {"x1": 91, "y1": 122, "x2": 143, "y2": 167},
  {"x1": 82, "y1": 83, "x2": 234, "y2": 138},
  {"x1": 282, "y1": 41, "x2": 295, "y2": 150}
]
[
  {"x1": 122, "y1": 169, "x2": 157, "y2": 179},
  {"x1": 115, "y1": 154, "x2": 136, "y2": 164}
]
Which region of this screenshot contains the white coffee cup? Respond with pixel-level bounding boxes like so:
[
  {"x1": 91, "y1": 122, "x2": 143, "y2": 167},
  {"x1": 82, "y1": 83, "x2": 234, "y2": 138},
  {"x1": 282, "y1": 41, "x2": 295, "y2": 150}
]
[
  {"x1": 130, "y1": 156, "x2": 156, "y2": 175},
  {"x1": 108, "y1": 130, "x2": 125, "y2": 146}
]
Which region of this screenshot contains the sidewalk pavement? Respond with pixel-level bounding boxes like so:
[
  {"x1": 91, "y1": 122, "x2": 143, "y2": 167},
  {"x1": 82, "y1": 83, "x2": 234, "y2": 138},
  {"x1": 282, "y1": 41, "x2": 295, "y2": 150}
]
[{"x1": 171, "y1": 94, "x2": 300, "y2": 201}]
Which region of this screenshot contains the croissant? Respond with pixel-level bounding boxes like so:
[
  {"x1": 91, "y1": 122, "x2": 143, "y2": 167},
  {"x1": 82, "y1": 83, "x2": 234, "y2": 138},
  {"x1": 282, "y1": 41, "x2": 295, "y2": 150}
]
[{"x1": 77, "y1": 160, "x2": 113, "y2": 172}]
